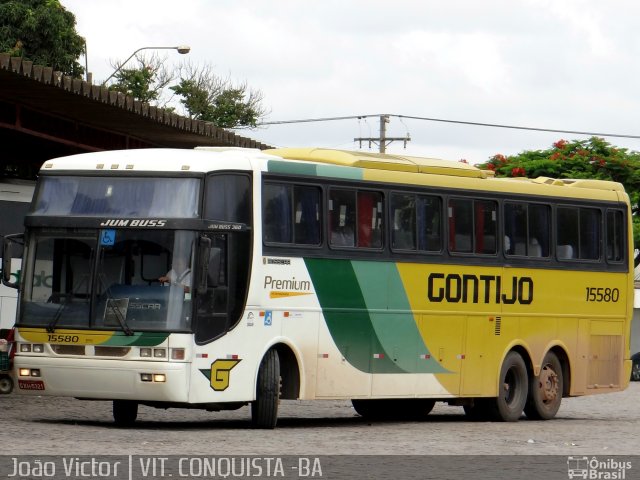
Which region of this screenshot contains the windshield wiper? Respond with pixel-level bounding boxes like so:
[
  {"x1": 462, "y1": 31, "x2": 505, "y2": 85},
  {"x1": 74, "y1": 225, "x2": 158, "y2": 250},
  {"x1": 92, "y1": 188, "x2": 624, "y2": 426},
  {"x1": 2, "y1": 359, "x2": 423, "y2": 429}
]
[
  {"x1": 46, "y1": 294, "x2": 71, "y2": 333},
  {"x1": 102, "y1": 281, "x2": 134, "y2": 336}
]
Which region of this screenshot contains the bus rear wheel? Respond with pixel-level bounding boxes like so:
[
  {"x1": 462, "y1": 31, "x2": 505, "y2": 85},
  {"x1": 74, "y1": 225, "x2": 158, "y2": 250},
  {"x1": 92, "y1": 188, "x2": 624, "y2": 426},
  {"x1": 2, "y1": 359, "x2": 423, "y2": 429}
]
[
  {"x1": 251, "y1": 349, "x2": 280, "y2": 429},
  {"x1": 113, "y1": 400, "x2": 138, "y2": 427},
  {"x1": 524, "y1": 351, "x2": 563, "y2": 420},
  {"x1": 488, "y1": 351, "x2": 528, "y2": 422}
]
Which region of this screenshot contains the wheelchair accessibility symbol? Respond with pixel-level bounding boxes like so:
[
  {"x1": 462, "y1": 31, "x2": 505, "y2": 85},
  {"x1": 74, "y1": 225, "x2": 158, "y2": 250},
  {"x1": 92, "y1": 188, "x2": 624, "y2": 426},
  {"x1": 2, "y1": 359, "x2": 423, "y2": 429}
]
[{"x1": 100, "y1": 229, "x2": 116, "y2": 246}]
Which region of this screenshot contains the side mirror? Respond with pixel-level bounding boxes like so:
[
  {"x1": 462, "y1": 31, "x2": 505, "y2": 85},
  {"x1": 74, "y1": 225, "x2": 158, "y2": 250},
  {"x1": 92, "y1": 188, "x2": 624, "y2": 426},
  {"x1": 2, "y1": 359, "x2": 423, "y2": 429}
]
[{"x1": 2, "y1": 233, "x2": 24, "y2": 289}]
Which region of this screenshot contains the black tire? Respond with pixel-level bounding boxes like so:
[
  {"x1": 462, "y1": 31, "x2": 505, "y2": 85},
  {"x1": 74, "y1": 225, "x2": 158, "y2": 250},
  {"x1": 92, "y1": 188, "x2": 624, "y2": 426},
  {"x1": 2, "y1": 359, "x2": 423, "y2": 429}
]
[
  {"x1": 113, "y1": 400, "x2": 138, "y2": 427},
  {"x1": 251, "y1": 349, "x2": 280, "y2": 429},
  {"x1": 488, "y1": 351, "x2": 528, "y2": 422},
  {"x1": 524, "y1": 351, "x2": 563, "y2": 420},
  {"x1": 352, "y1": 399, "x2": 435, "y2": 420},
  {"x1": 0, "y1": 374, "x2": 13, "y2": 394}
]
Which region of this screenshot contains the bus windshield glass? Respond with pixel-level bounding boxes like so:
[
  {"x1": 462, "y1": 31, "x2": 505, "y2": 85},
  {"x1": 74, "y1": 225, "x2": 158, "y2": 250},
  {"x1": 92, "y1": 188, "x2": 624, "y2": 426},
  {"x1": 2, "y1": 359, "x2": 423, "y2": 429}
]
[
  {"x1": 19, "y1": 228, "x2": 196, "y2": 332},
  {"x1": 32, "y1": 176, "x2": 200, "y2": 217}
]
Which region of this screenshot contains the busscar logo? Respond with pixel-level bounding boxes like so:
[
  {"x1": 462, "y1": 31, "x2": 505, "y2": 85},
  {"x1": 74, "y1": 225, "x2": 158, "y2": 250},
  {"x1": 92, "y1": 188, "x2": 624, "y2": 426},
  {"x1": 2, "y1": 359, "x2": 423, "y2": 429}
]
[
  {"x1": 263, "y1": 257, "x2": 291, "y2": 266},
  {"x1": 567, "y1": 456, "x2": 632, "y2": 479},
  {"x1": 99, "y1": 219, "x2": 167, "y2": 227}
]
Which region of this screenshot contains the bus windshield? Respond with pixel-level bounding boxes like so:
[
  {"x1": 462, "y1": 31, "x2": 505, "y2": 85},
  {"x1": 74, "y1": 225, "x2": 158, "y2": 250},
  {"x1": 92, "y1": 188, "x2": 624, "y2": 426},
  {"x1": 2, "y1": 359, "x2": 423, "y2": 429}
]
[
  {"x1": 32, "y1": 176, "x2": 200, "y2": 217},
  {"x1": 19, "y1": 228, "x2": 196, "y2": 333}
]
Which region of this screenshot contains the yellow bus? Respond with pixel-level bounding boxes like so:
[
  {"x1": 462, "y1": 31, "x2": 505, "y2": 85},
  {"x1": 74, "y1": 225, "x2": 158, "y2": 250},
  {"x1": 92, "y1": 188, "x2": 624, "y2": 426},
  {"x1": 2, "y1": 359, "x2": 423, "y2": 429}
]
[{"x1": 3, "y1": 147, "x2": 633, "y2": 427}]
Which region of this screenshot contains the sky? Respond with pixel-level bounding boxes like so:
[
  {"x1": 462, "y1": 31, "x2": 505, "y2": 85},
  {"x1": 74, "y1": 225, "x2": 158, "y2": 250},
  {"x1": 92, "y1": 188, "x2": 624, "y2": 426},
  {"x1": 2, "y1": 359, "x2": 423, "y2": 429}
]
[{"x1": 60, "y1": 0, "x2": 640, "y2": 165}]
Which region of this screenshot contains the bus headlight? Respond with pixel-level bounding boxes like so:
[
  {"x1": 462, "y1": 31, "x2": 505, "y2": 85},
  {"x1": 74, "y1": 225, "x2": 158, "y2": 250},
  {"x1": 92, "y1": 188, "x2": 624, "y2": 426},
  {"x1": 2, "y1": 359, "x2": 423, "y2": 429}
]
[
  {"x1": 153, "y1": 348, "x2": 167, "y2": 358},
  {"x1": 20, "y1": 344, "x2": 32, "y2": 353},
  {"x1": 139, "y1": 348, "x2": 152, "y2": 358},
  {"x1": 32, "y1": 344, "x2": 44, "y2": 353}
]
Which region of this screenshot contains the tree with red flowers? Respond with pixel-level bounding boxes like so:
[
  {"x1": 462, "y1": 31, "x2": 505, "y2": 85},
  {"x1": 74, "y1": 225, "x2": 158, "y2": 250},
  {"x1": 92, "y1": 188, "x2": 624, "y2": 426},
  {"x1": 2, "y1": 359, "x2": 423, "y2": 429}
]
[{"x1": 477, "y1": 137, "x2": 640, "y2": 266}]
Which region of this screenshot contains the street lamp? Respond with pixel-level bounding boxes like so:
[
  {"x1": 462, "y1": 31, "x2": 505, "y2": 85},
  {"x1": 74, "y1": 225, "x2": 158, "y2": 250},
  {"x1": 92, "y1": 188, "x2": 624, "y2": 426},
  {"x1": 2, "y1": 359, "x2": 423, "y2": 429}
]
[{"x1": 102, "y1": 45, "x2": 191, "y2": 85}]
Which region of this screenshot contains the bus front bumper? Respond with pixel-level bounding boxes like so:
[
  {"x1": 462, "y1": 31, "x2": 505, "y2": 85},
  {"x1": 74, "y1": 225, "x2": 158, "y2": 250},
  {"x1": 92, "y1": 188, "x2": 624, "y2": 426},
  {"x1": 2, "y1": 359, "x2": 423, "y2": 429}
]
[{"x1": 12, "y1": 356, "x2": 190, "y2": 402}]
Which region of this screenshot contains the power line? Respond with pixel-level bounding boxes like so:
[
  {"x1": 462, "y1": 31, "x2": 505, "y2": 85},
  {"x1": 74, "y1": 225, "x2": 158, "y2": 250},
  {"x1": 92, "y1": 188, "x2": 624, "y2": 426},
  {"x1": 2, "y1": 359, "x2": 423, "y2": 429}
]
[{"x1": 257, "y1": 113, "x2": 640, "y2": 140}]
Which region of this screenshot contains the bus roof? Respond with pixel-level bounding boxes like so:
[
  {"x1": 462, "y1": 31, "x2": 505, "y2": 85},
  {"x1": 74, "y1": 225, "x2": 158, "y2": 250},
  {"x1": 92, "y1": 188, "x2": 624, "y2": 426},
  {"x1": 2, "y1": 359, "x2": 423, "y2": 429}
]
[
  {"x1": 265, "y1": 147, "x2": 487, "y2": 178},
  {"x1": 39, "y1": 147, "x2": 627, "y2": 203},
  {"x1": 265, "y1": 147, "x2": 627, "y2": 202}
]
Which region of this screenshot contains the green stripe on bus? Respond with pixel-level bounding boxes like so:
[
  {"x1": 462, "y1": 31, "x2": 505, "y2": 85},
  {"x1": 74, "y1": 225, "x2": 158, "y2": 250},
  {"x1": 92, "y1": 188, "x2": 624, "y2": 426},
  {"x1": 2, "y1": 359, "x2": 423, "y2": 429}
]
[
  {"x1": 267, "y1": 160, "x2": 364, "y2": 181},
  {"x1": 267, "y1": 160, "x2": 318, "y2": 177},
  {"x1": 103, "y1": 332, "x2": 169, "y2": 347},
  {"x1": 351, "y1": 262, "x2": 447, "y2": 374}
]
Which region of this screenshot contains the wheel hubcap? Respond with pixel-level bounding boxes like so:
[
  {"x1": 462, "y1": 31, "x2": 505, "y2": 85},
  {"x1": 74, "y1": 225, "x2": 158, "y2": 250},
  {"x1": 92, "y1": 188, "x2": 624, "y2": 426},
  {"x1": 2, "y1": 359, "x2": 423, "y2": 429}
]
[{"x1": 539, "y1": 365, "x2": 558, "y2": 403}]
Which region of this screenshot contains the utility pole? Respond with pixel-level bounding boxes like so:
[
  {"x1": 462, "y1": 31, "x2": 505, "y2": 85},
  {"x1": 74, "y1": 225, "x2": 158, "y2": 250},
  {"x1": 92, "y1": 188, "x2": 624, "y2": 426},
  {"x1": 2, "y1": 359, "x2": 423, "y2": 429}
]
[{"x1": 354, "y1": 114, "x2": 411, "y2": 153}]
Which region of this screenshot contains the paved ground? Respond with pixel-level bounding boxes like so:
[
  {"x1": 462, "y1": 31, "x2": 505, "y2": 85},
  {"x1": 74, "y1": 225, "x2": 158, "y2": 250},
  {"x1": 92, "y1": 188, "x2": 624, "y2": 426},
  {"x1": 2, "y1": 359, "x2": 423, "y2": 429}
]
[{"x1": 2, "y1": 382, "x2": 639, "y2": 456}]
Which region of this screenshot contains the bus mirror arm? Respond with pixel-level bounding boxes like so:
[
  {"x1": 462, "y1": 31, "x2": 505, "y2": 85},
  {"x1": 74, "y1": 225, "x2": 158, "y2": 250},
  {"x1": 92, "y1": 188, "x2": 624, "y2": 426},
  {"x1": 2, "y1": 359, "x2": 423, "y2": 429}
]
[{"x1": 2, "y1": 233, "x2": 24, "y2": 289}]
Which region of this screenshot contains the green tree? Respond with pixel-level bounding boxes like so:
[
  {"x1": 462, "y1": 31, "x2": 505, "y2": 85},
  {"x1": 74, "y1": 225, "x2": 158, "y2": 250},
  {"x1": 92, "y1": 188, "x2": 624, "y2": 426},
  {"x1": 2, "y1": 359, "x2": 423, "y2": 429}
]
[
  {"x1": 477, "y1": 137, "x2": 640, "y2": 265},
  {"x1": 108, "y1": 54, "x2": 174, "y2": 104},
  {"x1": 170, "y1": 62, "x2": 266, "y2": 128},
  {"x1": 107, "y1": 59, "x2": 266, "y2": 128},
  {"x1": 0, "y1": 0, "x2": 85, "y2": 77}
]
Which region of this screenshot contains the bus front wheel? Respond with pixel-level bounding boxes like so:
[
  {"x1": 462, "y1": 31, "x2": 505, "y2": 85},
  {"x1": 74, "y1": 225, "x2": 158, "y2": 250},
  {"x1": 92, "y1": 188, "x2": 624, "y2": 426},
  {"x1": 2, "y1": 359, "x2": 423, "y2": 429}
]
[
  {"x1": 524, "y1": 351, "x2": 563, "y2": 420},
  {"x1": 251, "y1": 349, "x2": 280, "y2": 429},
  {"x1": 113, "y1": 400, "x2": 138, "y2": 427},
  {"x1": 489, "y1": 351, "x2": 528, "y2": 422}
]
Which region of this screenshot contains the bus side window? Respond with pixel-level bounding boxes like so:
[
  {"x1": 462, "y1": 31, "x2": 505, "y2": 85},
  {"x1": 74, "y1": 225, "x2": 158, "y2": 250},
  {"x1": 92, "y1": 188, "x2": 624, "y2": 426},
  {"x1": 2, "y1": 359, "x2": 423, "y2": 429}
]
[
  {"x1": 293, "y1": 186, "x2": 321, "y2": 245},
  {"x1": 606, "y1": 210, "x2": 625, "y2": 262},
  {"x1": 329, "y1": 189, "x2": 355, "y2": 248},
  {"x1": 263, "y1": 184, "x2": 292, "y2": 244},
  {"x1": 475, "y1": 200, "x2": 497, "y2": 254},
  {"x1": 449, "y1": 199, "x2": 472, "y2": 253},
  {"x1": 205, "y1": 174, "x2": 251, "y2": 224},
  {"x1": 557, "y1": 207, "x2": 578, "y2": 260},
  {"x1": 391, "y1": 193, "x2": 416, "y2": 250},
  {"x1": 357, "y1": 191, "x2": 383, "y2": 249},
  {"x1": 529, "y1": 204, "x2": 550, "y2": 257},
  {"x1": 418, "y1": 195, "x2": 442, "y2": 252},
  {"x1": 579, "y1": 208, "x2": 600, "y2": 260}
]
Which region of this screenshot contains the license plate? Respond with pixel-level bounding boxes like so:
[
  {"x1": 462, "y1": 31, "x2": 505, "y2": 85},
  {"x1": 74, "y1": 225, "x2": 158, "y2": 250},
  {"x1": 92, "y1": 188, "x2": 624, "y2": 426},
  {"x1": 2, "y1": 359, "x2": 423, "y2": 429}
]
[{"x1": 18, "y1": 379, "x2": 45, "y2": 390}]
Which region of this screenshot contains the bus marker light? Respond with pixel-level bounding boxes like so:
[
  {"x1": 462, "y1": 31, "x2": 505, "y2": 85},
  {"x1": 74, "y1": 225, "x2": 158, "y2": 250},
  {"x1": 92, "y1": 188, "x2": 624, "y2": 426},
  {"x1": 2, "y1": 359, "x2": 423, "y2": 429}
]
[
  {"x1": 20, "y1": 344, "x2": 32, "y2": 353},
  {"x1": 284, "y1": 312, "x2": 290, "y2": 317},
  {"x1": 457, "y1": 354, "x2": 466, "y2": 360},
  {"x1": 226, "y1": 354, "x2": 239, "y2": 360},
  {"x1": 153, "y1": 374, "x2": 166, "y2": 383},
  {"x1": 140, "y1": 348, "x2": 152, "y2": 357},
  {"x1": 319, "y1": 353, "x2": 329, "y2": 358},
  {"x1": 32, "y1": 344, "x2": 44, "y2": 353},
  {"x1": 259, "y1": 312, "x2": 265, "y2": 317},
  {"x1": 153, "y1": 348, "x2": 167, "y2": 358},
  {"x1": 373, "y1": 353, "x2": 384, "y2": 359},
  {"x1": 196, "y1": 353, "x2": 208, "y2": 359},
  {"x1": 19, "y1": 369, "x2": 31, "y2": 377},
  {"x1": 171, "y1": 349, "x2": 185, "y2": 360},
  {"x1": 419, "y1": 354, "x2": 431, "y2": 359},
  {"x1": 141, "y1": 374, "x2": 152, "y2": 382}
]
